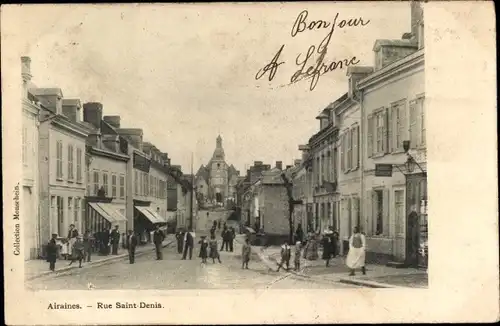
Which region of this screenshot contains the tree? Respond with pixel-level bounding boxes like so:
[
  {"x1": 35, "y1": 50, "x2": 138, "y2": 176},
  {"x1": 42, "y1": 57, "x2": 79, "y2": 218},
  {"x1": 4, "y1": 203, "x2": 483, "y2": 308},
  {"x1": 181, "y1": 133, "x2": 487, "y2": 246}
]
[{"x1": 280, "y1": 173, "x2": 303, "y2": 244}]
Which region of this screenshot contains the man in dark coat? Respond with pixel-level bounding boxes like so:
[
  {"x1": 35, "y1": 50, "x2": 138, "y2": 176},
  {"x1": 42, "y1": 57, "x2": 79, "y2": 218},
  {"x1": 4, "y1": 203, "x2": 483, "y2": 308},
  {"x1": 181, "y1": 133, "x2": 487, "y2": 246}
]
[
  {"x1": 101, "y1": 227, "x2": 110, "y2": 255},
  {"x1": 83, "y1": 230, "x2": 94, "y2": 262},
  {"x1": 126, "y1": 230, "x2": 138, "y2": 264},
  {"x1": 229, "y1": 227, "x2": 236, "y2": 252},
  {"x1": 47, "y1": 233, "x2": 59, "y2": 271},
  {"x1": 153, "y1": 225, "x2": 166, "y2": 260},
  {"x1": 182, "y1": 228, "x2": 194, "y2": 260},
  {"x1": 110, "y1": 225, "x2": 120, "y2": 255},
  {"x1": 220, "y1": 226, "x2": 229, "y2": 252},
  {"x1": 175, "y1": 229, "x2": 184, "y2": 254},
  {"x1": 295, "y1": 223, "x2": 304, "y2": 244}
]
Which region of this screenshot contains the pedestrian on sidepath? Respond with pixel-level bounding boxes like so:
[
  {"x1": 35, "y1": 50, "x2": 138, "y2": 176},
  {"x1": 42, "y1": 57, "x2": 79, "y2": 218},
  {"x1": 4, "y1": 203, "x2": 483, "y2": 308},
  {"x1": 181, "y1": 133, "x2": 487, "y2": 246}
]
[
  {"x1": 276, "y1": 241, "x2": 292, "y2": 272},
  {"x1": 83, "y1": 230, "x2": 93, "y2": 262},
  {"x1": 110, "y1": 225, "x2": 120, "y2": 255},
  {"x1": 322, "y1": 234, "x2": 334, "y2": 267},
  {"x1": 198, "y1": 236, "x2": 208, "y2": 264},
  {"x1": 126, "y1": 230, "x2": 138, "y2": 264},
  {"x1": 220, "y1": 226, "x2": 229, "y2": 252},
  {"x1": 47, "y1": 233, "x2": 58, "y2": 272},
  {"x1": 229, "y1": 227, "x2": 235, "y2": 252},
  {"x1": 68, "y1": 236, "x2": 85, "y2": 268},
  {"x1": 182, "y1": 228, "x2": 194, "y2": 260},
  {"x1": 153, "y1": 225, "x2": 165, "y2": 260},
  {"x1": 295, "y1": 223, "x2": 304, "y2": 244},
  {"x1": 241, "y1": 237, "x2": 251, "y2": 269},
  {"x1": 176, "y1": 229, "x2": 184, "y2": 254},
  {"x1": 100, "y1": 227, "x2": 110, "y2": 256},
  {"x1": 294, "y1": 241, "x2": 302, "y2": 271},
  {"x1": 346, "y1": 226, "x2": 366, "y2": 276},
  {"x1": 209, "y1": 234, "x2": 221, "y2": 264}
]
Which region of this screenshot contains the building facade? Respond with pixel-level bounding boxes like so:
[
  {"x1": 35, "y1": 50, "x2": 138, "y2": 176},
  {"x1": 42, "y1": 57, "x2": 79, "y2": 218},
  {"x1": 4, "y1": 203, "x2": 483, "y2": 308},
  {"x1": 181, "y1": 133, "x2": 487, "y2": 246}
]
[
  {"x1": 358, "y1": 2, "x2": 426, "y2": 267},
  {"x1": 21, "y1": 57, "x2": 40, "y2": 260},
  {"x1": 35, "y1": 88, "x2": 93, "y2": 248}
]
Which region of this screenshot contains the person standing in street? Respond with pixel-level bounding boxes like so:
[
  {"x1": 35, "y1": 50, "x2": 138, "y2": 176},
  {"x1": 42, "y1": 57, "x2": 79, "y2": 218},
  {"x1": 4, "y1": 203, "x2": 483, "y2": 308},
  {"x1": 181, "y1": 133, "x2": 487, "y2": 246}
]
[
  {"x1": 153, "y1": 225, "x2": 166, "y2": 260},
  {"x1": 220, "y1": 226, "x2": 228, "y2": 252},
  {"x1": 346, "y1": 226, "x2": 366, "y2": 276},
  {"x1": 126, "y1": 230, "x2": 138, "y2": 264},
  {"x1": 182, "y1": 228, "x2": 194, "y2": 260},
  {"x1": 101, "y1": 227, "x2": 110, "y2": 256},
  {"x1": 198, "y1": 236, "x2": 208, "y2": 264},
  {"x1": 229, "y1": 227, "x2": 236, "y2": 252},
  {"x1": 47, "y1": 233, "x2": 59, "y2": 271},
  {"x1": 294, "y1": 241, "x2": 302, "y2": 272},
  {"x1": 110, "y1": 225, "x2": 120, "y2": 255},
  {"x1": 241, "y1": 237, "x2": 251, "y2": 269},
  {"x1": 83, "y1": 230, "x2": 93, "y2": 262},
  {"x1": 209, "y1": 234, "x2": 222, "y2": 264},
  {"x1": 322, "y1": 234, "x2": 333, "y2": 267},
  {"x1": 276, "y1": 241, "x2": 292, "y2": 272},
  {"x1": 175, "y1": 229, "x2": 184, "y2": 254},
  {"x1": 295, "y1": 223, "x2": 304, "y2": 244}
]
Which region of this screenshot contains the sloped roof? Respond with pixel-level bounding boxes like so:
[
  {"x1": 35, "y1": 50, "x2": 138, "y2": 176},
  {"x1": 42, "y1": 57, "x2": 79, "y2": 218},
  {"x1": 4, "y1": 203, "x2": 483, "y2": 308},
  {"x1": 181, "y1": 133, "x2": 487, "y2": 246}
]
[{"x1": 195, "y1": 165, "x2": 210, "y2": 182}]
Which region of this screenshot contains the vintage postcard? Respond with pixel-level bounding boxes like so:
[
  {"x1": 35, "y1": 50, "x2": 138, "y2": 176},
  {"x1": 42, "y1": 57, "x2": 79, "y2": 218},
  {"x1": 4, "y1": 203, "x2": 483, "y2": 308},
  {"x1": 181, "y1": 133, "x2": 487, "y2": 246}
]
[{"x1": 2, "y1": 1, "x2": 498, "y2": 324}]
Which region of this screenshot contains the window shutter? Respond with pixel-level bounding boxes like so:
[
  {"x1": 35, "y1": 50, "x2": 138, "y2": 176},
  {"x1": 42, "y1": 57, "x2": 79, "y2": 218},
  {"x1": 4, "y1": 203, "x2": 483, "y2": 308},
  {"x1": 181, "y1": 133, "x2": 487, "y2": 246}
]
[
  {"x1": 391, "y1": 105, "x2": 397, "y2": 152},
  {"x1": 367, "y1": 114, "x2": 373, "y2": 157},
  {"x1": 355, "y1": 125, "x2": 360, "y2": 168},
  {"x1": 399, "y1": 102, "x2": 407, "y2": 148},
  {"x1": 364, "y1": 190, "x2": 372, "y2": 236},
  {"x1": 340, "y1": 133, "x2": 345, "y2": 173},
  {"x1": 383, "y1": 108, "x2": 390, "y2": 154},
  {"x1": 383, "y1": 188, "x2": 390, "y2": 237},
  {"x1": 409, "y1": 100, "x2": 417, "y2": 149}
]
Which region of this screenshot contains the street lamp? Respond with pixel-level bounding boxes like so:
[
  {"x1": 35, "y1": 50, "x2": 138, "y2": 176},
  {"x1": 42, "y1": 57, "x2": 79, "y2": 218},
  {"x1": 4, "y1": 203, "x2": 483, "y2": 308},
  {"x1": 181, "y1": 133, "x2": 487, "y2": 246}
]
[
  {"x1": 402, "y1": 140, "x2": 426, "y2": 175},
  {"x1": 406, "y1": 156, "x2": 416, "y2": 173}
]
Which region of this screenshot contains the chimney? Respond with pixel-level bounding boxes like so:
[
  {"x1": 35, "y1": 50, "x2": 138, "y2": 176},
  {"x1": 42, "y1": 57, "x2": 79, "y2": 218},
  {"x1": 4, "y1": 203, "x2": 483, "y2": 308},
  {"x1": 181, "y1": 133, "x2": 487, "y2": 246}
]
[
  {"x1": 411, "y1": 1, "x2": 424, "y2": 40},
  {"x1": 102, "y1": 134, "x2": 120, "y2": 153},
  {"x1": 373, "y1": 39, "x2": 418, "y2": 71},
  {"x1": 116, "y1": 128, "x2": 143, "y2": 151},
  {"x1": 275, "y1": 161, "x2": 283, "y2": 170},
  {"x1": 29, "y1": 88, "x2": 64, "y2": 114},
  {"x1": 347, "y1": 66, "x2": 374, "y2": 98},
  {"x1": 83, "y1": 102, "x2": 103, "y2": 129},
  {"x1": 62, "y1": 99, "x2": 82, "y2": 123},
  {"x1": 103, "y1": 115, "x2": 121, "y2": 129},
  {"x1": 254, "y1": 161, "x2": 263, "y2": 166},
  {"x1": 21, "y1": 56, "x2": 32, "y2": 84}
]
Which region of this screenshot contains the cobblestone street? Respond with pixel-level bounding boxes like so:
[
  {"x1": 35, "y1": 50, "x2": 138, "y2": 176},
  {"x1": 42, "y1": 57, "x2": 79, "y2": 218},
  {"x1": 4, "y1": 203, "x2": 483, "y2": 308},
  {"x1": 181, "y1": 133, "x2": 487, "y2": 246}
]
[{"x1": 26, "y1": 239, "x2": 357, "y2": 290}]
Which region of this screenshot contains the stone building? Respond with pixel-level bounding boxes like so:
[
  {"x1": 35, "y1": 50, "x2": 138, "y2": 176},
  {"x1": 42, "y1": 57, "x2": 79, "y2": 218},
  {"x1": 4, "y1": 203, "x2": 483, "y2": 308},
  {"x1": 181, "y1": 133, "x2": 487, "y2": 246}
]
[
  {"x1": 195, "y1": 135, "x2": 240, "y2": 206},
  {"x1": 21, "y1": 57, "x2": 41, "y2": 260},
  {"x1": 358, "y1": 1, "x2": 426, "y2": 267}
]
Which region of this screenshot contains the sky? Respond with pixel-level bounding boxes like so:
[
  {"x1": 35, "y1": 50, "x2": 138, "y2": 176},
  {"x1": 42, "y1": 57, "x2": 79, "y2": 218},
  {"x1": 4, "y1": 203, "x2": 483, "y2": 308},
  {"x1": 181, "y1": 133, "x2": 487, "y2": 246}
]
[{"x1": 17, "y1": 2, "x2": 410, "y2": 174}]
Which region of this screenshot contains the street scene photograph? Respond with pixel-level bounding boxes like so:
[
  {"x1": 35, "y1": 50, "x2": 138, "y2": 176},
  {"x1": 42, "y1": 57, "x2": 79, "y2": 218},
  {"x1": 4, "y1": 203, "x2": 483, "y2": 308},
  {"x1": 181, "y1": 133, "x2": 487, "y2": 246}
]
[{"x1": 19, "y1": 2, "x2": 428, "y2": 291}]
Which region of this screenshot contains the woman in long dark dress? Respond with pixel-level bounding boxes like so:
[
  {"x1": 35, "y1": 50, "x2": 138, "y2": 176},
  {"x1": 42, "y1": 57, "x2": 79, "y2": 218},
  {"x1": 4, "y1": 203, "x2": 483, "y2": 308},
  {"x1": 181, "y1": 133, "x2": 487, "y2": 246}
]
[
  {"x1": 321, "y1": 235, "x2": 333, "y2": 267},
  {"x1": 198, "y1": 236, "x2": 208, "y2": 264}
]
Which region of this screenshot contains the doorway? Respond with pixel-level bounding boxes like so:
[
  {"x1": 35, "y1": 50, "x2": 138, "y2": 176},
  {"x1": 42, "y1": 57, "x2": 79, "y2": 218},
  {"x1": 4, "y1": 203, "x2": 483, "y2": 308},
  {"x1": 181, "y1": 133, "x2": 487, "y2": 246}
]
[
  {"x1": 405, "y1": 173, "x2": 428, "y2": 268},
  {"x1": 215, "y1": 192, "x2": 222, "y2": 203}
]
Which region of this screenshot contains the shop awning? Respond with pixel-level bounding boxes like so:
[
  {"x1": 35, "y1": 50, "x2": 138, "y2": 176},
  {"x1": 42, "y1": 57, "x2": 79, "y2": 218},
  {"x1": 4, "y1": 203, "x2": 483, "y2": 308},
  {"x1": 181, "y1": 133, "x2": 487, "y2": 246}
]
[
  {"x1": 135, "y1": 206, "x2": 165, "y2": 224},
  {"x1": 88, "y1": 202, "x2": 127, "y2": 224}
]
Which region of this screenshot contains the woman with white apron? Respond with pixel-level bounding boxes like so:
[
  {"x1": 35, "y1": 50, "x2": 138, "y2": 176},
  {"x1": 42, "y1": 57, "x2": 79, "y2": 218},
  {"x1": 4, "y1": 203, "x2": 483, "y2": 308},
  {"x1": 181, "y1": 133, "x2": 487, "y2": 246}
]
[{"x1": 346, "y1": 226, "x2": 366, "y2": 276}]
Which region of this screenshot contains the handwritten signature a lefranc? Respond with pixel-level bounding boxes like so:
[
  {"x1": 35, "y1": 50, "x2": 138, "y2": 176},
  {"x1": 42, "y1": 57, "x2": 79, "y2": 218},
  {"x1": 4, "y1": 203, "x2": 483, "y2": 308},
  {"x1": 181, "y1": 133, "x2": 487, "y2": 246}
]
[{"x1": 255, "y1": 10, "x2": 370, "y2": 91}]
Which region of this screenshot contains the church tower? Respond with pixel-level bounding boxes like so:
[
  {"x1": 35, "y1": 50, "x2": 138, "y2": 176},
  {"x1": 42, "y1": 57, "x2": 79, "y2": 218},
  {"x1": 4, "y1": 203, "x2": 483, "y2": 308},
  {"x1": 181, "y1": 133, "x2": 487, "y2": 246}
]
[{"x1": 209, "y1": 135, "x2": 228, "y2": 203}]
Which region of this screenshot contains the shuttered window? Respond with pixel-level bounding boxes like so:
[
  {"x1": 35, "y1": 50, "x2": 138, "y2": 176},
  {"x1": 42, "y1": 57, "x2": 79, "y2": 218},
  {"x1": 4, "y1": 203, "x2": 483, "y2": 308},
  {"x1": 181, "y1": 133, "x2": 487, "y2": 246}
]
[
  {"x1": 340, "y1": 133, "x2": 345, "y2": 172},
  {"x1": 418, "y1": 96, "x2": 426, "y2": 146},
  {"x1": 385, "y1": 108, "x2": 391, "y2": 154},
  {"x1": 68, "y1": 144, "x2": 74, "y2": 181},
  {"x1": 119, "y1": 175, "x2": 125, "y2": 199},
  {"x1": 56, "y1": 140, "x2": 63, "y2": 179},
  {"x1": 367, "y1": 115, "x2": 374, "y2": 157},
  {"x1": 76, "y1": 148, "x2": 83, "y2": 182},
  {"x1": 409, "y1": 100, "x2": 418, "y2": 149}
]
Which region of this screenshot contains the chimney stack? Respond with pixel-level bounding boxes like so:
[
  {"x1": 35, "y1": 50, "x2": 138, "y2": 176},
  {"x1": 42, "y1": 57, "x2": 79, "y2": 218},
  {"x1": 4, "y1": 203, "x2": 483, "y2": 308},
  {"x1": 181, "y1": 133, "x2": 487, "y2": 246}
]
[
  {"x1": 62, "y1": 99, "x2": 82, "y2": 123},
  {"x1": 29, "y1": 88, "x2": 64, "y2": 114},
  {"x1": 21, "y1": 56, "x2": 32, "y2": 84},
  {"x1": 103, "y1": 115, "x2": 121, "y2": 129},
  {"x1": 254, "y1": 161, "x2": 263, "y2": 166},
  {"x1": 275, "y1": 161, "x2": 283, "y2": 170},
  {"x1": 83, "y1": 102, "x2": 103, "y2": 129}
]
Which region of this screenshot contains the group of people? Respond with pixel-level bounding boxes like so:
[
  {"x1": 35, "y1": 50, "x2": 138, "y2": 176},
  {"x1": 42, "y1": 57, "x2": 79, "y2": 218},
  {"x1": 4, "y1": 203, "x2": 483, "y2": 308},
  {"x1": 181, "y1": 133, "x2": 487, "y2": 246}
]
[{"x1": 274, "y1": 224, "x2": 367, "y2": 276}]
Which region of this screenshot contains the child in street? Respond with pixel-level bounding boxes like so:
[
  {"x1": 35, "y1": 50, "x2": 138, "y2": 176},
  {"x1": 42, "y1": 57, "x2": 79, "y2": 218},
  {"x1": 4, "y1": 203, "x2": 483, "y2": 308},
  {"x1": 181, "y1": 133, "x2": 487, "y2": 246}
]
[
  {"x1": 294, "y1": 241, "x2": 302, "y2": 272},
  {"x1": 68, "y1": 235, "x2": 85, "y2": 268},
  {"x1": 198, "y1": 236, "x2": 208, "y2": 264},
  {"x1": 241, "y1": 237, "x2": 251, "y2": 269},
  {"x1": 276, "y1": 241, "x2": 291, "y2": 272}
]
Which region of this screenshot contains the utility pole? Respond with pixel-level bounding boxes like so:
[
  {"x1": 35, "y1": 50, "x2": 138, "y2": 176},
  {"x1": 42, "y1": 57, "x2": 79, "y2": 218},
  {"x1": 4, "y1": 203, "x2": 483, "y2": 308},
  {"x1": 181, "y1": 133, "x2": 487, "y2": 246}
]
[{"x1": 189, "y1": 152, "x2": 194, "y2": 230}]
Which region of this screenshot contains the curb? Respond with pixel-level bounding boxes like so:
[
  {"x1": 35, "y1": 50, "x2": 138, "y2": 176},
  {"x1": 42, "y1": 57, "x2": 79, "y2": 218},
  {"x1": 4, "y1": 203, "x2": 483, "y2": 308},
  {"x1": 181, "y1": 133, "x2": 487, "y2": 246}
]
[
  {"x1": 338, "y1": 277, "x2": 399, "y2": 288},
  {"x1": 26, "y1": 240, "x2": 174, "y2": 281}
]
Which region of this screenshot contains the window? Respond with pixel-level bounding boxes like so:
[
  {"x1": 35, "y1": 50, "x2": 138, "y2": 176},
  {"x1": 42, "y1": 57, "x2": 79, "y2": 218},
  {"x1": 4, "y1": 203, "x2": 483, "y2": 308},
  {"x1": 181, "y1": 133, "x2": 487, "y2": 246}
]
[
  {"x1": 340, "y1": 134, "x2": 345, "y2": 172},
  {"x1": 418, "y1": 96, "x2": 426, "y2": 146},
  {"x1": 395, "y1": 190, "x2": 405, "y2": 235},
  {"x1": 409, "y1": 100, "x2": 418, "y2": 149},
  {"x1": 134, "y1": 170, "x2": 138, "y2": 195},
  {"x1": 376, "y1": 111, "x2": 385, "y2": 153},
  {"x1": 76, "y1": 148, "x2": 83, "y2": 182},
  {"x1": 353, "y1": 197, "x2": 360, "y2": 229},
  {"x1": 346, "y1": 130, "x2": 352, "y2": 170},
  {"x1": 103, "y1": 172, "x2": 109, "y2": 196},
  {"x1": 391, "y1": 102, "x2": 407, "y2": 151},
  {"x1": 144, "y1": 173, "x2": 149, "y2": 196},
  {"x1": 22, "y1": 126, "x2": 28, "y2": 166},
  {"x1": 56, "y1": 140, "x2": 63, "y2": 179},
  {"x1": 74, "y1": 198, "x2": 80, "y2": 224},
  {"x1": 316, "y1": 157, "x2": 320, "y2": 185},
  {"x1": 367, "y1": 114, "x2": 374, "y2": 157},
  {"x1": 68, "y1": 197, "x2": 73, "y2": 225},
  {"x1": 93, "y1": 170, "x2": 99, "y2": 195},
  {"x1": 111, "y1": 174, "x2": 117, "y2": 198},
  {"x1": 119, "y1": 175, "x2": 125, "y2": 199},
  {"x1": 374, "y1": 190, "x2": 384, "y2": 235},
  {"x1": 57, "y1": 196, "x2": 64, "y2": 236},
  {"x1": 353, "y1": 126, "x2": 359, "y2": 169},
  {"x1": 68, "y1": 145, "x2": 74, "y2": 181}
]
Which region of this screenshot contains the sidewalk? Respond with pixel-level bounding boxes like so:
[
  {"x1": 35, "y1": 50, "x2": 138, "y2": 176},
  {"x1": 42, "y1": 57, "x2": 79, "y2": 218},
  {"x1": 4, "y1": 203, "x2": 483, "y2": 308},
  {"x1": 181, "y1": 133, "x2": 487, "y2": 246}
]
[
  {"x1": 250, "y1": 242, "x2": 428, "y2": 288},
  {"x1": 25, "y1": 235, "x2": 175, "y2": 281}
]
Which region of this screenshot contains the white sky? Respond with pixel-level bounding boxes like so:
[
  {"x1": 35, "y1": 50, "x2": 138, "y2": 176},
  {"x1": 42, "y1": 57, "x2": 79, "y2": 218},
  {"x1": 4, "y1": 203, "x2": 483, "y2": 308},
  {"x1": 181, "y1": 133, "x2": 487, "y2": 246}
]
[{"x1": 18, "y1": 2, "x2": 411, "y2": 174}]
